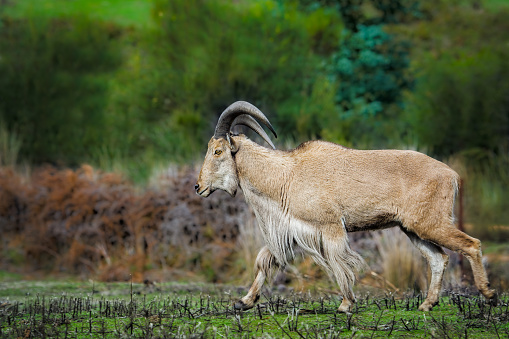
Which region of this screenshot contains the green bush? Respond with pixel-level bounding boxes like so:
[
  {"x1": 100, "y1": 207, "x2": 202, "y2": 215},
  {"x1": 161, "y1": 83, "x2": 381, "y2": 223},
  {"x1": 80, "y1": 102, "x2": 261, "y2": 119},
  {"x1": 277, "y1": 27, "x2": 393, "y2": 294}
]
[
  {"x1": 102, "y1": 0, "x2": 343, "y2": 164},
  {"x1": 402, "y1": 5, "x2": 509, "y2": 156},
  {"x1": 291, "y1": 0, "x2": 423, "y2": 148},
  {"x1": 0, "y1": 16, "x2": 124, "y2": 165},
  {"x1": 448, "y1": 151, "x2": 509, "y2": 242},
  {"x1": 325, "y1": 24, "x2": 412, "y2": 146},
  {"x1": 0, "y1": 1, "x2": 344, "y2": 180},
  {"x1": 404, "y1": 50, "x2": 509, "y2": 156}
]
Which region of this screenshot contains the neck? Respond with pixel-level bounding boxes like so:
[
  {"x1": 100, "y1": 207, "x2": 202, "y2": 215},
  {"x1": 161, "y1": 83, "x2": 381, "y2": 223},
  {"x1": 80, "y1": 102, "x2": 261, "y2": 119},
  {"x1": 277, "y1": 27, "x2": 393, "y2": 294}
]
[{"x1": 233, "y1": 136, "x2": 290, "y2": 202}]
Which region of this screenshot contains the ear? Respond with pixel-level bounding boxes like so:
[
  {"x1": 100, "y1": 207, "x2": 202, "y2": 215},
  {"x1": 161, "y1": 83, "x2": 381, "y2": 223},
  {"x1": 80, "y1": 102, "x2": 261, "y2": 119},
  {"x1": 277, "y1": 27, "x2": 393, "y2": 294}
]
[{"x1": 227, "y1": 133, "x2": 240, "y2": 153}]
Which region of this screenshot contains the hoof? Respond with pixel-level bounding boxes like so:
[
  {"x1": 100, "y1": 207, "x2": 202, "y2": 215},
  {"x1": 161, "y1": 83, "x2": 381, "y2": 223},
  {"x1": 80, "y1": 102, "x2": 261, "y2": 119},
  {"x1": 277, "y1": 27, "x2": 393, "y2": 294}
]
[
  {"x1": 486, "y1": 291, "x2": 498, "y2": 306},
  {"x1": 337, "y1": 298, "x2": 353, "y2": 313},
  {"x1": 337, "y1": 303, "x2": 352, "y2": 313},
  {"x1": 484, "y1": 288, "x2": 497, "y2": 300},
  {"x1": 234, "y1": 300, "x2": 254, "y2": 311},
  {"x1": 418, "y1": 302, "x2": 433, "y2": 312}
]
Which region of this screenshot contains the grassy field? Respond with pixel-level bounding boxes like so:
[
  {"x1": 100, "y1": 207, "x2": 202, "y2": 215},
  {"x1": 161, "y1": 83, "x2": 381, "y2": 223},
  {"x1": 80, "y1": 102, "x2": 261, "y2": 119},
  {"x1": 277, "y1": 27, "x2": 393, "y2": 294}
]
[
  {"x1": 0, "y1": 279, "x2": 507, "y2": 338},
  {"x1": 1, "y1": 0, "x2": 152, "y2": 27}
]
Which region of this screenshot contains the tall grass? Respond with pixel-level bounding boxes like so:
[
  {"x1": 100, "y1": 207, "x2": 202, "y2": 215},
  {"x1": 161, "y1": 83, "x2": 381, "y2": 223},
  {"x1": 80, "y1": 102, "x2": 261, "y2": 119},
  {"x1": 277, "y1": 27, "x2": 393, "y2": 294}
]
[
  {"x1": 0, "y1": 123, "x2": 21, "y2": 167},
  {"x1": 372, "y1": 229, "x2": 427, "y2": 292},
  {"x1": 448, "y1": 151, "x2": 509, "y2": 241},
  {"x1": 236, "y1": 212, "x2": 265, "y2": 282}
]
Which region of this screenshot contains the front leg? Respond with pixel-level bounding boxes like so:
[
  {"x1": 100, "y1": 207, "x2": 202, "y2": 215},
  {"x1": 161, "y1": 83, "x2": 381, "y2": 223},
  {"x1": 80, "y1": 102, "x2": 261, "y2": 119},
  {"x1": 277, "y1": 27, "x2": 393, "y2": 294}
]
[{"x1": 235, "y1": 246, "x2": 278, "y2": 310}]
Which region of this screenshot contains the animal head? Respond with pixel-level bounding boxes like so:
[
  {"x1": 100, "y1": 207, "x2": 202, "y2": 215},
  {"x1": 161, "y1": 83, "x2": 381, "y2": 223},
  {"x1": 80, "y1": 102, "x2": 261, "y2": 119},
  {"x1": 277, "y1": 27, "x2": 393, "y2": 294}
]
[{"x1": 195, "y1": 101, "x2": 277, "y2": 197}]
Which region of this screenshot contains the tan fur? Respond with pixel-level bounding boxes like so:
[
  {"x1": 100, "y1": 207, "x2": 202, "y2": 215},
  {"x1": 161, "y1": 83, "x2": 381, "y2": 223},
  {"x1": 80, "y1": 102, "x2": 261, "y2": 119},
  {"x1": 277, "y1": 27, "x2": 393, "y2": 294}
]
[{"x1": 196, "y1": 135, "x2": 496, "y2": 312}]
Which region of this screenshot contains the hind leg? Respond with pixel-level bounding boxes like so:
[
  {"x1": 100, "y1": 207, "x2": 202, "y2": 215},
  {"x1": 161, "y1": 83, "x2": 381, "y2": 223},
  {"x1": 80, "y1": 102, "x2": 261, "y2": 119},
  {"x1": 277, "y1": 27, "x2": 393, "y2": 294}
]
[
  {"x1": 235, "y1": 246, "x2": 278, "y2": 311},
  {"x1": 438, "y1": 228, "x2": 495, "y2": 299},
  {"x1": 403, "y1": 229, "x2": 449, "y2": 311},
  {"x1": 417, "y1": 226, "x2": 495, "y2": 301}
]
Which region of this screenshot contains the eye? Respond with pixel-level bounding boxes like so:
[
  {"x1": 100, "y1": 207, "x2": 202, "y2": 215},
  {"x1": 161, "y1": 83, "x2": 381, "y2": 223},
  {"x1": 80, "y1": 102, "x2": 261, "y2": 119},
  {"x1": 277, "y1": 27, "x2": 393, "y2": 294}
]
[{"x1": 214, "y1": 149, "x2": 222, "y2": 156}]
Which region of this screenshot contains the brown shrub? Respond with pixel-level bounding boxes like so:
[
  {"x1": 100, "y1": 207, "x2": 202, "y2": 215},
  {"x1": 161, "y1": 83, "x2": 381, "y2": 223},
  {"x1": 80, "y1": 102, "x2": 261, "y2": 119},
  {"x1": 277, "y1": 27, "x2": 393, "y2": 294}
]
[{"x1": 0, "y1": 165, "x2": 250, "y2": 282}]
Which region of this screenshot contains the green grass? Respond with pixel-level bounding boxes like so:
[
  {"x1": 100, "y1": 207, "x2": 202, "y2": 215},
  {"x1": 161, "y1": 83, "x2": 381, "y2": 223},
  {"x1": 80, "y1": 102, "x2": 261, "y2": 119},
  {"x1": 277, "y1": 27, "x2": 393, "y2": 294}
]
[
  {"x1": 0, "y1": 280, "x2": 507, "y2": 338},
  {"x1": 1, "y1": 0, "x2": 153, "y2": 27},
  {"x1": 480, "y1": 0, "x2": 509, "y2": 11},
  {"x1": 0, "y1": 271, "x2": 22, "y2": 283},
  {"x1": 453, "y1": 0, "x2": 509, "y2": 11}
]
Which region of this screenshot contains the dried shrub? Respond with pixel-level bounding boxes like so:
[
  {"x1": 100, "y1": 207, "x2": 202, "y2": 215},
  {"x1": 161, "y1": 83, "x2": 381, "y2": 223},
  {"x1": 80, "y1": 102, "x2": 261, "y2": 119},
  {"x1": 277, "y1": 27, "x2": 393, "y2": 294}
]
[
  {"x1": 372, "y1": 228, "x2": 427, "y2": 292},
  {"x1": 0, "y1": 165, "x2": 250, "y2": 282}
]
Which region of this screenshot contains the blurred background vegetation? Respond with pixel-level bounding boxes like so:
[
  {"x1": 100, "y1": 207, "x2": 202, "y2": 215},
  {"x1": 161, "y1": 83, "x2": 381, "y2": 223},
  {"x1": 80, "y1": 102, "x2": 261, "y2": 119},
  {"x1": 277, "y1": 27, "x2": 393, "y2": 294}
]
[{"x1": 0, "y1": 0, "x2": 508, "y2": 287}]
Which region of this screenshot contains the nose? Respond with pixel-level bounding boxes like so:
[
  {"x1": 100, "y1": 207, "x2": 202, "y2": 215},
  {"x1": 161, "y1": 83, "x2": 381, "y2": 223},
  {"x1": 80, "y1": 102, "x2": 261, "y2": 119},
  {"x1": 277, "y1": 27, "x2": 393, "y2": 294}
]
[{"x1": 194, "y1": 184, "x2": 200, "y2": 192}]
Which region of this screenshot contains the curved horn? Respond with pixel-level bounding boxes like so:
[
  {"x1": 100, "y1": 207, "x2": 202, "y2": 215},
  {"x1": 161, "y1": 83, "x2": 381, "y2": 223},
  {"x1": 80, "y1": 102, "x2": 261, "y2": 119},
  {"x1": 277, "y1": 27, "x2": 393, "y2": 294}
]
[
  {"x1": 214, "y1": 101, "x2": 277, "y2": 142},
  {"x1": 232, "y1": 115, "x2": 276, "y2": 149}
]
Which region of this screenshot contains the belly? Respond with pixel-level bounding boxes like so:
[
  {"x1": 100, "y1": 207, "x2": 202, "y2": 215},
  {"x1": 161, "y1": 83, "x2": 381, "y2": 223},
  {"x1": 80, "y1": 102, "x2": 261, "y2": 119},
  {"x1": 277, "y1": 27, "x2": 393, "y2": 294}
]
[{"x1": 344, "y1": 213, "x2": 401, "y2": 232}]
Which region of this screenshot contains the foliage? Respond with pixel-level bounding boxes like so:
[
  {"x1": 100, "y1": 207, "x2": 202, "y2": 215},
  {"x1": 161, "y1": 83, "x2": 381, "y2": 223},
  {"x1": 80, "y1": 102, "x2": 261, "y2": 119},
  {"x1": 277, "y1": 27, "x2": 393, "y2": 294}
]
[
  {"x1": 0, "y1": 16, "x2": 124, "y2": 165},
  {"x1": 109, "y1": 0, "x2": 342, "y2": 153},
  {"x1": 448, "y1": 151, "x2": 509, "y2": 242},
  {"x1": 401, "y1": 4, "x2": 509, "y2": 156},
  {"x1": 0, "y1": 0, "x2": 343, "y2": 176},
  {"x1": 333, "y1": 25, "x2": 411, "y2": 114},
  {"x1": 297, "y1": 0, "x2": 426, "y2": 29},
  {"x1": 1, "y1": 0, "x2": 508, "y2": 163},
  {"x1": 290, "y1": 0, "x2": 421, "y2": 147},
  {"x1": 324, "y1": 24, "x2": 412, "y2": 146},
  {"x1": 405, "y1": 51, "x2": 509, "y2": 156}
]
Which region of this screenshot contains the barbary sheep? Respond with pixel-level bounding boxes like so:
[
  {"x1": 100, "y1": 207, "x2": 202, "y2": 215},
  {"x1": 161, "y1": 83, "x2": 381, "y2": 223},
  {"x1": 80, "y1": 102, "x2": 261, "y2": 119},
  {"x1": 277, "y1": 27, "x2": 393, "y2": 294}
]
[{"x1": 195, "y1": 101, "x2": 496, "y2": 312}]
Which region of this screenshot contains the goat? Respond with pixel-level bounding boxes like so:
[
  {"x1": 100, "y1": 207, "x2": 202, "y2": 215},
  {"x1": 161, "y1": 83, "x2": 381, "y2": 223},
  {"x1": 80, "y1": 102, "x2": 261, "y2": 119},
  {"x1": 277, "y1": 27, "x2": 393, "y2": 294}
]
[{"x1": 195, "y1": 101, "x2": 496, "y2": 312}]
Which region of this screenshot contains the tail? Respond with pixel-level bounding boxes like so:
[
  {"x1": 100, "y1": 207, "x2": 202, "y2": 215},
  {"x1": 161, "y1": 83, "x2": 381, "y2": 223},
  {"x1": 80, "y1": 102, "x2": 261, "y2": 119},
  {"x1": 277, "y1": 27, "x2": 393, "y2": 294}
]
[{"x1": 451, "y1": 173, "x2": 461, "y2": 225}]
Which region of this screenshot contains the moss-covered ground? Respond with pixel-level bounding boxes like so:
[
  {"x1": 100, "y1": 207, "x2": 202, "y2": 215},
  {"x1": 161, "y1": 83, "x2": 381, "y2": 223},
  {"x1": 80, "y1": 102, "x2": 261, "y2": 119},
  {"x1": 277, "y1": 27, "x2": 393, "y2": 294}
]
[{"x1": 0, "y1": 279, "x2": 507, "y2": 338}]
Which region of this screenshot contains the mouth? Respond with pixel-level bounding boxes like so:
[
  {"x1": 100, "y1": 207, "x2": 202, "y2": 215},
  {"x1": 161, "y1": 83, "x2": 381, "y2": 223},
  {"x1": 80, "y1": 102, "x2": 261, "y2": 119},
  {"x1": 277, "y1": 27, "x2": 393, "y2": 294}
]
[{"x1": 197, "y1": 186, "x2": 213, "y2": 197}]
